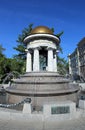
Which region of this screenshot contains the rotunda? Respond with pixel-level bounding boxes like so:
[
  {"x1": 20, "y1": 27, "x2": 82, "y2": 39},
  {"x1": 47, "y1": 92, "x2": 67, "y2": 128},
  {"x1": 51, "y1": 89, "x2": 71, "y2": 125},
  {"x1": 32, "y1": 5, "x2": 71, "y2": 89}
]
[{"x1": 24, "y1": 26, "x2": 59, "y2": 72}]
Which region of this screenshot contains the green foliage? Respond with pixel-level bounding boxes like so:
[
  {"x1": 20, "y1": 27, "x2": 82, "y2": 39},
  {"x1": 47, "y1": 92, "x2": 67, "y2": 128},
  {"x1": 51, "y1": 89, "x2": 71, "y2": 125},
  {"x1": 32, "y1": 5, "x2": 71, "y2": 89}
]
[
  {"x1": 57, "y1": 56, "x2": 69, "y2": 75},
  {"x1": 0, "y1": 44, "x2": 25, "y2": 83},
  {"x1": 0, "y1": 44, "x2": 5, "y2": 56},
  {"x1": 6, "y1": 58, "x2": 25, "y2": 73},
  {"x1": 50, "y1": 27, "x2": 64, "y2": 53},
  {"x1": 14, "y1": 24, "x2": 33, "y2": 60},
  {"x1": 0, "y1": 58, "x2": 26, "y2": 83},
  {"x1": 51, "y1": 28, "x2": 54, "y2": 33},
  {"x1": 13, "y1": 24, "x2": 33, "y2": 74},
  {"x1": 0, "y1": 44, "x2": 6, "y2": 76},
  {"x1": 56, "y1": 31, "x2": 64, "y2": 38},
  {"x1": 50, "y1": 27, "x2": 64, "y2": 38},
  {"x1": 17, "y1": 24, "x2": 33, "y2": 43}
]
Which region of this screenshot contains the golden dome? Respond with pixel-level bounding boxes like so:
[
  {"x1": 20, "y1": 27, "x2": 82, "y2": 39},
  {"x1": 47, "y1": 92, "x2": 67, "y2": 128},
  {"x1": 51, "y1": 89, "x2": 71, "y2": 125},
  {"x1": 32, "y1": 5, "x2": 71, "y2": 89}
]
[{"x1": 30, "y1": 26, "x2": 53, "y2": 34}]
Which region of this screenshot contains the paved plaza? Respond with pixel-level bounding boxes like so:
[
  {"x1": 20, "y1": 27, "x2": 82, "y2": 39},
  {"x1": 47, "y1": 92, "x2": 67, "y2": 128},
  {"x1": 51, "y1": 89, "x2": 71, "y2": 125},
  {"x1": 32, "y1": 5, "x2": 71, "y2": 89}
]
[{"x1": 0, "y1": 117, "x2": 85, "y2": 130}]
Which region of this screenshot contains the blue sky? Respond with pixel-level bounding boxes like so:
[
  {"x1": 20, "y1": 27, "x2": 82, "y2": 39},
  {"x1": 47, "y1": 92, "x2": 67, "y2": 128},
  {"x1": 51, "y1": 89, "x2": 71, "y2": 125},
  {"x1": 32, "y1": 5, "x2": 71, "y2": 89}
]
[{"x1": 0, "y1": 0, "x2": 85, "y2": 60}]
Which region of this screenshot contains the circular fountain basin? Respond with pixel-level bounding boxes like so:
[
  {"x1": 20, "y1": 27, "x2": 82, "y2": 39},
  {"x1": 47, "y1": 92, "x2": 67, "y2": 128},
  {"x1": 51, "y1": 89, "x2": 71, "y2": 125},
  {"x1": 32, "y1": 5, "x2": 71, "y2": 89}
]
[{"x1": 6, "y1": 72, "x2": 80, "y2": 110}]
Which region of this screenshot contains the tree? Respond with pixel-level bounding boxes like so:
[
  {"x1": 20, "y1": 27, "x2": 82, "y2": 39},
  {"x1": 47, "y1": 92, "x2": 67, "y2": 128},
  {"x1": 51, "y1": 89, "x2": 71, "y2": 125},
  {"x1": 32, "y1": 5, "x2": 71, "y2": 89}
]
[
  {"x1": 57, "y1": 56, "x2": 69, "y2": 75},
  {"x1": 0, "y1": 44, "x2": 6, "y2": 81},
  {"x1": 14, "y1": 24, "x2": 33, "y2": 60},
  {"x1": 0, "y1": 57, "x2": 26, "y2": 83},
  {"x1": 9, "y1": 58, "x2": 26, "y2": 73},
  {"x1": 51, "y1": 27, "x2": 63, "y2": 53},
  {"x1": 13, "y1": 24, "x2": 33, "y2": 73},
  {"x1": 0, "y1": 44, "x2": 5, "y2": 57}
]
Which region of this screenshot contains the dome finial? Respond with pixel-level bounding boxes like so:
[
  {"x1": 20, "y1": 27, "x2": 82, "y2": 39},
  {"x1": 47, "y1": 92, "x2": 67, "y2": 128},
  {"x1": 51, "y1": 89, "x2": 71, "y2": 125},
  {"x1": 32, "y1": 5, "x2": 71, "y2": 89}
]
[{"x1": 30, "y1": 26, "x2": 53, "y2": 34}]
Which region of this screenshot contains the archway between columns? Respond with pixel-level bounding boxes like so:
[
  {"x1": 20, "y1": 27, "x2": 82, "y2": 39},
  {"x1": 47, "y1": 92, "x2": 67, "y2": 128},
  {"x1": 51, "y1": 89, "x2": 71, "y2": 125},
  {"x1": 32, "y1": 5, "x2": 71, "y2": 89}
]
[{"x1": 39, "y1": 48, "x2": 47, "y2": 71}]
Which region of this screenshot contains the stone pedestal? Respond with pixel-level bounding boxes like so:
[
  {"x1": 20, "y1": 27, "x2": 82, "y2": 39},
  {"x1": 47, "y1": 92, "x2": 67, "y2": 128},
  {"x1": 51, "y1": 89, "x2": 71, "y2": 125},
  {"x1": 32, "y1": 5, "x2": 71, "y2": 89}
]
[
  {"x1": 43, "y1": 101, "x2": 76, "y2": 116},
  {"x1": 79, "y1": 100, "x2": 85, "y2": 109},
  {"x1": 22, "y1": 103, "x2": 31, "y2": 114}
]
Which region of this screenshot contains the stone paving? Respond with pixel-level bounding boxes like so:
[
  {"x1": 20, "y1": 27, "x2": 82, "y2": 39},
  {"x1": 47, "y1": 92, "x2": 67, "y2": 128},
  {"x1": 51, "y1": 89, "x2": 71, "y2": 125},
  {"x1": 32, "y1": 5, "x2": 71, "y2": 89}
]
[{"x1": 0, "y1": 117, "x2": 85, "y2": 130}]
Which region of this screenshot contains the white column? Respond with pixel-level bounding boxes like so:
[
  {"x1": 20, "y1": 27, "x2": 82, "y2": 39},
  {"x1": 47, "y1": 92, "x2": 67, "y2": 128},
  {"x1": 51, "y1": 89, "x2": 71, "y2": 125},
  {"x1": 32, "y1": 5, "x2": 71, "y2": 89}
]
[
  {"x1": 26, "y1": 50, "x2": 32, "y2": 72},
  {"x1": 33, "y1": 48, "x2": 39, "y2": 71},
  {"x1": 53, "y1": 51, "x2": 57, "y2": 72},
  {"x1": 48, "y1": 48, "x2": 53, "y2": 71}
]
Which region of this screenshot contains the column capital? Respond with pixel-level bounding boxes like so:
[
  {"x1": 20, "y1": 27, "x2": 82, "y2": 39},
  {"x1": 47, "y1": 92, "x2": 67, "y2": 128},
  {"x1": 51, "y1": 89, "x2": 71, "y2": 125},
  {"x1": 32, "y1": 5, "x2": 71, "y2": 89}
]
[
  {"x1": 25, "y1": 49, "x2": 28, "y2": 52},
  {"x1": 47, "y1": 47, "x2": 54, "y2": 50},
  {"x1": 25, "y1": 49, "x2": 32, "y2": 53},
  {"x1": 33, "y1": 47, "x2": 41, "y2": 51},
  {"x1": 46, "y1": 47, "x2": 56, "y2": 51}
]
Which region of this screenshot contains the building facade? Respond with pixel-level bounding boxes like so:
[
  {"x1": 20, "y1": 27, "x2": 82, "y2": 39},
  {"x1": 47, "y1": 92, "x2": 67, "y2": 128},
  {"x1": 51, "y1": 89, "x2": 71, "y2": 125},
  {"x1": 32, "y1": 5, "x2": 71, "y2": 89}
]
[
  {"x1": 68, "y1": 37, "x2": 85, "y2": 81},
  {"x1": 68, "y1": 49, "x2": 79, "y2": 75},
  {"x1": 77, "y1": 37, "x2": 85, "y2": 77}
]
